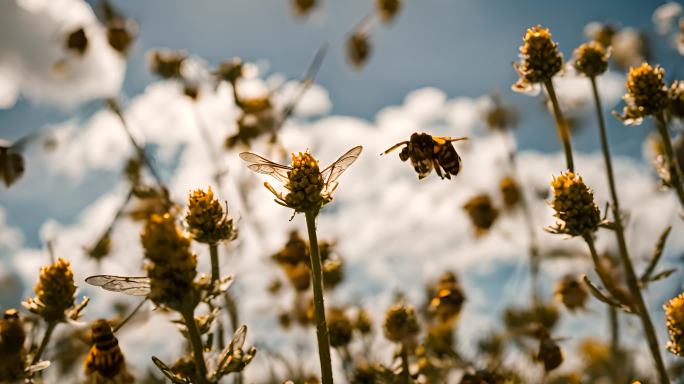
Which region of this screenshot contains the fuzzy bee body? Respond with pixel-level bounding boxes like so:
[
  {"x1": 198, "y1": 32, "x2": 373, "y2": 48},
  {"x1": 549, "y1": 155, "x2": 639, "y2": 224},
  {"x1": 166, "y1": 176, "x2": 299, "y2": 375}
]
[
  {"x1": 84, "y1": 319, "x2": 132, "y2": 383},
  {"x1": 384, "y1": 132, "x2": 466, "y2": 180},
  {"x1": 537, "y1": 335, "x2": 563, "y2": 372}
]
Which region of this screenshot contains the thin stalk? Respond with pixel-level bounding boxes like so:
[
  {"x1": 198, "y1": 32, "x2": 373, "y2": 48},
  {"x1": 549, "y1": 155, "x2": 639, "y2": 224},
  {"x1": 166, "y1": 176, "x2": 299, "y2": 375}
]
[
  {"x1": 32, "y1": 321, "x2": 57, "y2": 365},
  {"x1": 304, "y1": 210, "x2": 334, "y2": 384},
  {"x1": 500, "y1": 132, "x2": 540, "y2": 301},
  {"x1": 589, "y1": 77, "x2": 669, "y2": 383},
  {"x1": 655, "y1": 112, "x2": 684, "y2": 209},
  {"x1": 114, "y1": 298, "x2": 147, "y2": 333},
  {"x1": 209, "y1": 243, "x2": 220, "y2": 286},
  {"x1": 543, "y1": 80, "x2": 575, "y2": 172},
  {"x1": 181, "y1": 307, "x2": 208, "y2": 384},
  {"x1": 608, "y1": 306, "x2": 621, "y2": 383},
  {"x1": 399, "y1": 343, "x2": 410, "y2": 384}
]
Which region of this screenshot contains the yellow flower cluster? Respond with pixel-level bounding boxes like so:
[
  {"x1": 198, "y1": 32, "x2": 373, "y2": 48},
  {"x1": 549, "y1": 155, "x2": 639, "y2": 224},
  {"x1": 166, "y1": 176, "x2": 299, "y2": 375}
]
[
  {"x1": 383, "y1": 302, "x2": 419, "y2": 343},
  {"x1": 664, "y1": 293, "x2": 684, "y2": 356},
  {"x1": 25, "y1": 258, "x2": 76, "y2": 322},
  {"x1": 141, "y1": 213, "x2": 198, "y2": 310},
  {"x1": 573, "y1": 41, "x2": 609, "y2": 78},
  {"x1": 285, "y1": 151, "x2": 328, "y2": 213},
  {"x1": 620, "y1": 63, "x2": 668, "y2": 124},
  {"x1": 550, "y1": 172, "x2": 601, "y2": 237},
  {"x1": 186, "y1": 187, "x2": 237, "y2": 244},
  {"x1": 514, "y1": 26, "x2": 563, "y2": 89}
]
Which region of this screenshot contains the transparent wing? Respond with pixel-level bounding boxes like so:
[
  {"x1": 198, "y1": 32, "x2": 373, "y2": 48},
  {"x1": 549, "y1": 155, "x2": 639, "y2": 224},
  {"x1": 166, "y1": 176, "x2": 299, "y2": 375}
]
[
  {"x1": 26, "y1": 360, "x2": 51, "y2": 373},
  {"x1": 230, "y1": 325, "x2": 247, "y2": 351},
  {"x1": 239, "y1": 152, "x2": 291, "y2": 184},
  {"x1": 86, "y1": 275, "x2": 151, "y2": 297},
  {"x1": 152, "y1": 356, "x2": 190, "y2": 384},
  {"x1": 321, "y1": 146, "x2": 363, "y2": 193}
]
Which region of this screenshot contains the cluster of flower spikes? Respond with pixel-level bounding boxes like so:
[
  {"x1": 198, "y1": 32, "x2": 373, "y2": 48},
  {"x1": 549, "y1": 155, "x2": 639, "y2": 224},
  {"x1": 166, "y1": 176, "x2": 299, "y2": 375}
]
[
  {"x1": 0, "y1": 309, "x2": 26, "y2": 382},
  {"x1": 141, "y1": 213, "x2": 198, "y2": 311},
  {"x1": 664, "y1": 293, "x2": 684, "y2": 356},
  {"x1": 550, "y1": 172, "x2": 601, "y2": 237},
  {"x1": 514, "y1": 25, "x2": 563, "y2": 88},
  {"x1": 620, "y1": 63, "x2": 669, "y2": 124},
  {"x1": 186, "y1": 186, "x2": 237, "y2": 244},
  {"x1": 573, "y1": 41, "x2": 609, "y2": 78},
  {"x1": 284, "y1": 151, "x2": 328, "y2": 213},
  {"x1": 24, "y1": 258, "x2": 76, "y2": 322},
  {"x1": 383, "y1": 302, "x2": 419, "y2": 344}
]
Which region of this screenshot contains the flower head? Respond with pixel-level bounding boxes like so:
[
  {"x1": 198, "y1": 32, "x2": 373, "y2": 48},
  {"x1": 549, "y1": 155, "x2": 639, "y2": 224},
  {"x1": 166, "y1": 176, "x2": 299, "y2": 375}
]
[
  {"x1": 383, "y1": 302, "x2": 419, "y2": 343},
  {"x1": 327, "y1": 308, "x2": 353, "y2": 348},
  {"x1": 617, "y1": 63, "x2": 668, "y2": 125},
  {"x1": 428, "y1": 272, "x2": 465, "y2": 324},
  {"x1": 240, "y1": 146, "x2": 362, "y2": 216},
  {"x1": 499, "y1": 176, "x2": 522, "y2": 209},
  {"x1": 23, "y1": 258, "x2": 77, "y2": 322},
  {"x1": 664, "y1": 293, "x2": 684, "y2": 356},
  {"x1": 141, "y1": 213, "x2": 198, "y2": 310},
  {"x1": 573, "y1": 41, "x2": 609, "y2": 77},
  {"x1": 554, "y1": 275, "x2": 588, "y2": 311},
  {"x1": 548, "y1": 172, "x2": 601, "y2": 237},
  {"x1": 185, "y1": 187, "x2": 237, "y2": 244},
  {"x1": 513, "y1": 25, "x2": 564, "y2": 92},
  {"x1": 376, "y1": 0, "x2": 401, "y2": 22},
  {"x1": 463, "y1": 194, "x2": 499, "y2": 234}
]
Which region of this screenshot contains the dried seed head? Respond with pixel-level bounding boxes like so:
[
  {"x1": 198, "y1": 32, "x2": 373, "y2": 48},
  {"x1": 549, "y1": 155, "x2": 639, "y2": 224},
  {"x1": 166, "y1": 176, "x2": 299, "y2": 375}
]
[
  {"x1": 668, "y1": 80, "x2": 684, "y2": 120},
  {"x1": 285, "y1": 262, "x2": 311, "y2": 292},
  {"x1": 141, "y1": 213, "x2": 197, "y2": 310},
  {"x1": 24, "y1": 258, "x2": 76, "y2": 322},
  {"x1": 499, "y1": 176, "x2": 522, "y2": 209},
  {"x1": 106, "y1": 18, "x2": 136, "y2": 55},
  {"x1": 148, "y1": 50, "x2": 186, "y2": 80},
  {"x1": 665, "y1": 293, "x2": 684, "y2": 356},
  {"x1": 383, "y1": 302, "x2": 419, "y2": 343},
  {"x1": 86, "y1": 233, "x2": 111, "y2": 261},
  {"x1": 618, "y1": 63, "x2": 668, "y2": 125},
  {"x1": 216, "y1": 57, "x2": 243, "y2": 84},
  {"x1": 347, "y1": 32, "x2": 371, "y2": 69},
  {"x1": 327, "y1": 308, "x2": 353, "y2": 348},
  {"x1": 549, "y1": 172, "x2": 601, "y2": 237},
  {"x1": 322, "y1": 259, "x2": 343, "y2": 290},
  {"x1": 185, "y1": 187, "x2": 237, "y2": 244},
  {"x1": 463, "y1": 194, "x2": 499, "y2": 234},
  {"x1": 573, "y1": 41, "x2": 609, "y2": 77},
  {"x1": 513, "y1": 25, "x2": 563, "y2": 91},
  {"x1": 554, "y1": 275, "x2": 588, "y2": 311},
  {"x1": 376, "y1": 0, "x2": 401, "y2": 22},
  {"x1": 285, "y1": 151, "x2": 327, "y2": 213},
  {"x1": 66, "y1": 27, "x2": 88, "y2": 55},
  {"x1": 291, "y1": 0, "x2": 317, "y2": 16},
  {"x1": 355, "y1": 308, "x2": 372, "y2": 334},
  {"x1": 272, "y1": 231, "x2": 309, "y2": 266}
]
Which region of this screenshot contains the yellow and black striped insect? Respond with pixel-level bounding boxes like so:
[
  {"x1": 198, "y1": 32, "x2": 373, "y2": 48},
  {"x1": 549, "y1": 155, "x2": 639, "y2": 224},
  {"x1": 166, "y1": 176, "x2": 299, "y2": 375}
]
[
  {"x1": 536, "y1": 331, "x2": 563, "y2": 372},
  {"x1": 383, "y1": 132, "x2": 467, "y2": 180},
  {"x1": 84, "y1": 319, "x2": 133, "y2": 383}
]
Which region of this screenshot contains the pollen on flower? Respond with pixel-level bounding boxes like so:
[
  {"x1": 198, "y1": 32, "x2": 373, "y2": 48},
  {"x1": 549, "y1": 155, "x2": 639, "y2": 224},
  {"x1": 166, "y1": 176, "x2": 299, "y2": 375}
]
[
  {"x1": 573, "y1": 41, "x2": 609, "y2": 77},
  {"x1": 549, "y1": 172, "x2": 601, "y2": 237},
  {"x1": 618, "y1": 63, "x2": 668, "y2": 124},
  {"x1": 664, "y1": 293, "x2": 684, "y2": 356},
  {"x1": 24, "y1": 258, "x2": 77, "y2": 322},
  {"x1": 284, "y1": 151, "x2": 327, "y2": 213},
  {"x1": 513, "y1": 25, "x2": 564, "y2": 91},
  {"x1": 185, "y1": 186, "x2": 237, "y2": 244}
]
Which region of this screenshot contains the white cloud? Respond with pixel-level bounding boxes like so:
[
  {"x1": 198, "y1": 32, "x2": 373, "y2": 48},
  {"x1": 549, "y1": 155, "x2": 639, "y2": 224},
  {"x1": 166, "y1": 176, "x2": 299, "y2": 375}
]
[
  {"x1": 0, "y1": 0, "x2": 125, "y2": 109},
  {"x1": 5, "y1": 79, "x2": 683, "y2": 382}
]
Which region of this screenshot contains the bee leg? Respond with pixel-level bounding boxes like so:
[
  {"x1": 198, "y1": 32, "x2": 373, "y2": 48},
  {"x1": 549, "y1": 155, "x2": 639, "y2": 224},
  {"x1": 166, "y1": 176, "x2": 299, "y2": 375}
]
[
  {"x1": 433, "y1": 159, "x2": 446, "y2": 180},
  {"x1": 381, "y1": 141, "x2": 409, "y2": 155}
]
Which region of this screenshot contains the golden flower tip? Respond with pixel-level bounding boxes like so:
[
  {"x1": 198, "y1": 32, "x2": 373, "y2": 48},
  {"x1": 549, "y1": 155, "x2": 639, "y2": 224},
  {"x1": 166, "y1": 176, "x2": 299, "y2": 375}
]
[
  {"x1": 618, "y1": 62, "x2": 668, "y2": 125},
  {"x1": 513, "y1": 25, "x2": 564, "y2": 92},
  {"x1": 549, "y1": 172, "x2": 601, "y2": 237},
  {"x1": 141, "y1": 213, "x2": 197, "y2": 310},
  {"x1": 185, "y1": 186, "x2": 237, "y2": 244},
  {"x1": 383, "y1": 302, "x2": 419, "y2": 343},
  {"x1": 664, "y1": 293, "x2": 684, "y2": 356},
  {"x1": 24, "y1": 258, "x2": 77, "y2": 322},
  {"x1": 573, "y1": 41, "x2": 609, "y2": 77}
]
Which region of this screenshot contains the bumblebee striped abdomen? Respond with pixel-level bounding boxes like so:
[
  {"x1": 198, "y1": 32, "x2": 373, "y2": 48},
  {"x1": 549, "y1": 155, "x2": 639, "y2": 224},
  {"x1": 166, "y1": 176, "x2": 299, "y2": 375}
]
[
  {"x1": 434, "y1": 143, "x2": 462, "y2": 178},
  {"x1": 85, "y1": 319, "x2": 126, "y2": 379}
]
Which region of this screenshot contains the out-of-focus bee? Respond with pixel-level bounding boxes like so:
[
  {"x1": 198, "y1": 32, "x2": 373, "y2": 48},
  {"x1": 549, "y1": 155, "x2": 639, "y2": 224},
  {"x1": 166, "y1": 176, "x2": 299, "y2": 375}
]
[
  {"x1": 84, "y1": 319, "x2": 134, "y2": 383},
  {"x1": 0, "y1": 309, "x2": 50, "y2": 382},
  {"x1": 291, "y1": 0, "x2": 317, "y2": 16},
  {"x1": 536, "y1": 331, "x2": 563, "y2": 372},
  {"x1": 463, "y1": 193, "x2": 499, "y2": 234},
  {"x1": 383, "y1": 133, "x2": 467, "y2": 180},
  {"x1": 554, "y1": 274, "x2": 588, "y2": 311},
  {"x1": 65, "y1": 27, "x2": 89, "y2": 55},
  {"x1": 100, "y1": 0, "x2": 138, "y2": 55},
  {"x1": 0, "y1": 139, "x2": 25, "y2": 187}
]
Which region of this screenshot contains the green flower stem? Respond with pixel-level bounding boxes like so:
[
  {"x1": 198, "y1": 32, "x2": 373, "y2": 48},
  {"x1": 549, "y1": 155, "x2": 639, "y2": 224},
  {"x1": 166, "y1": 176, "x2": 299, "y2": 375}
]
[
  {"x1": 304, "y1": 210, "x2": 334, "y2": 384},
  {"x1": 181, "y1": 307, "x2": 208, "y2": 384},
  {"x1": 589, "y1": 77, "x2": 669, "y2": 383},
  {"x1": 655, "y1": 112, "x2": 684, "y2": 209},
  {"x1": 32, "y1": 321, "x2": 57, "y2": 365},
  {"x1": 400, "y1": 343, "x2": 410, "y2": 384},
  {"x1": 544, "y1": 79, "x2": 575, "y2": 172}
]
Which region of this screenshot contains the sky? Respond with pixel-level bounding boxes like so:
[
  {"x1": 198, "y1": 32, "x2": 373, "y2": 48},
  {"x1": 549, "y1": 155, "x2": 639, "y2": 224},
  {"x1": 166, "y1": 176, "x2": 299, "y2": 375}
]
[{"x1": 1, "y1": 0, "x2": 684, "y2": 382}]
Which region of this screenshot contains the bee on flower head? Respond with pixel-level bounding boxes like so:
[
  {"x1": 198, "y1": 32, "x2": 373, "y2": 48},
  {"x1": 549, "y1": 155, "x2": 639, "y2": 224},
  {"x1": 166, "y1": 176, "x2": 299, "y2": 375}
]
[
  {"x1": 383, "y1": 132, "x2": 467, "y2": 180},
  {"x1": 84, "y1": 319, "x2": 134, "y2": 384},
  {"x1": 240, "y1": 146, "x2": 362, "y2": 215}
]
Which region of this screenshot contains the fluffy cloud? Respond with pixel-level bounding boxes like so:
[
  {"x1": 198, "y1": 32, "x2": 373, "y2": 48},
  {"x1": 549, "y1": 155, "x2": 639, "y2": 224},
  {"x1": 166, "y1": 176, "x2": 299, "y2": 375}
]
[
  {"x1": 3, "y1": 73, "x2": 683, "y2": 382},
  {"x1": 0, "y1": 0, "x2": 125, "y2": 109}
]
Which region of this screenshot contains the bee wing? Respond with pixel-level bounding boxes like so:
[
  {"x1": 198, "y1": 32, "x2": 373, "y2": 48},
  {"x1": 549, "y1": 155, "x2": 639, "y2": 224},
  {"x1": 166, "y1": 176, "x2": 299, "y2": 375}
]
[
  {"x1": 26, "y1": 360, "x2": 51, "y2": 373},
  {"x1": 85, "y1": 275, "x2": 151, "y2": 297},
  {"x1": 321, "y1": 146, "x2": 362, "y2": 193},
  {"x1": 152, "y1": 356, "x2": 190, "y2": 384},
  {"x1": 239, "y1": 152, "x2": 291, "y2": 184},
  {"x1": 431, "y1": 136, "x2": 468, "y2": 145}
]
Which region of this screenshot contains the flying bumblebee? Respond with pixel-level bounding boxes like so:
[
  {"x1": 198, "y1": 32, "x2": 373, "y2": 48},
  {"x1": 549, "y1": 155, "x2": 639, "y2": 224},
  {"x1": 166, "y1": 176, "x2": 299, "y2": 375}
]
[
  {"x1": 84, "y1": 319, "x2": 134, "y2": 384},
  {"x1": 536, "y1": 331, "x2": 564, "y2": 372},
  {"x1": 383, "y1": 132, "x2": 467, "y2": 180}
]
